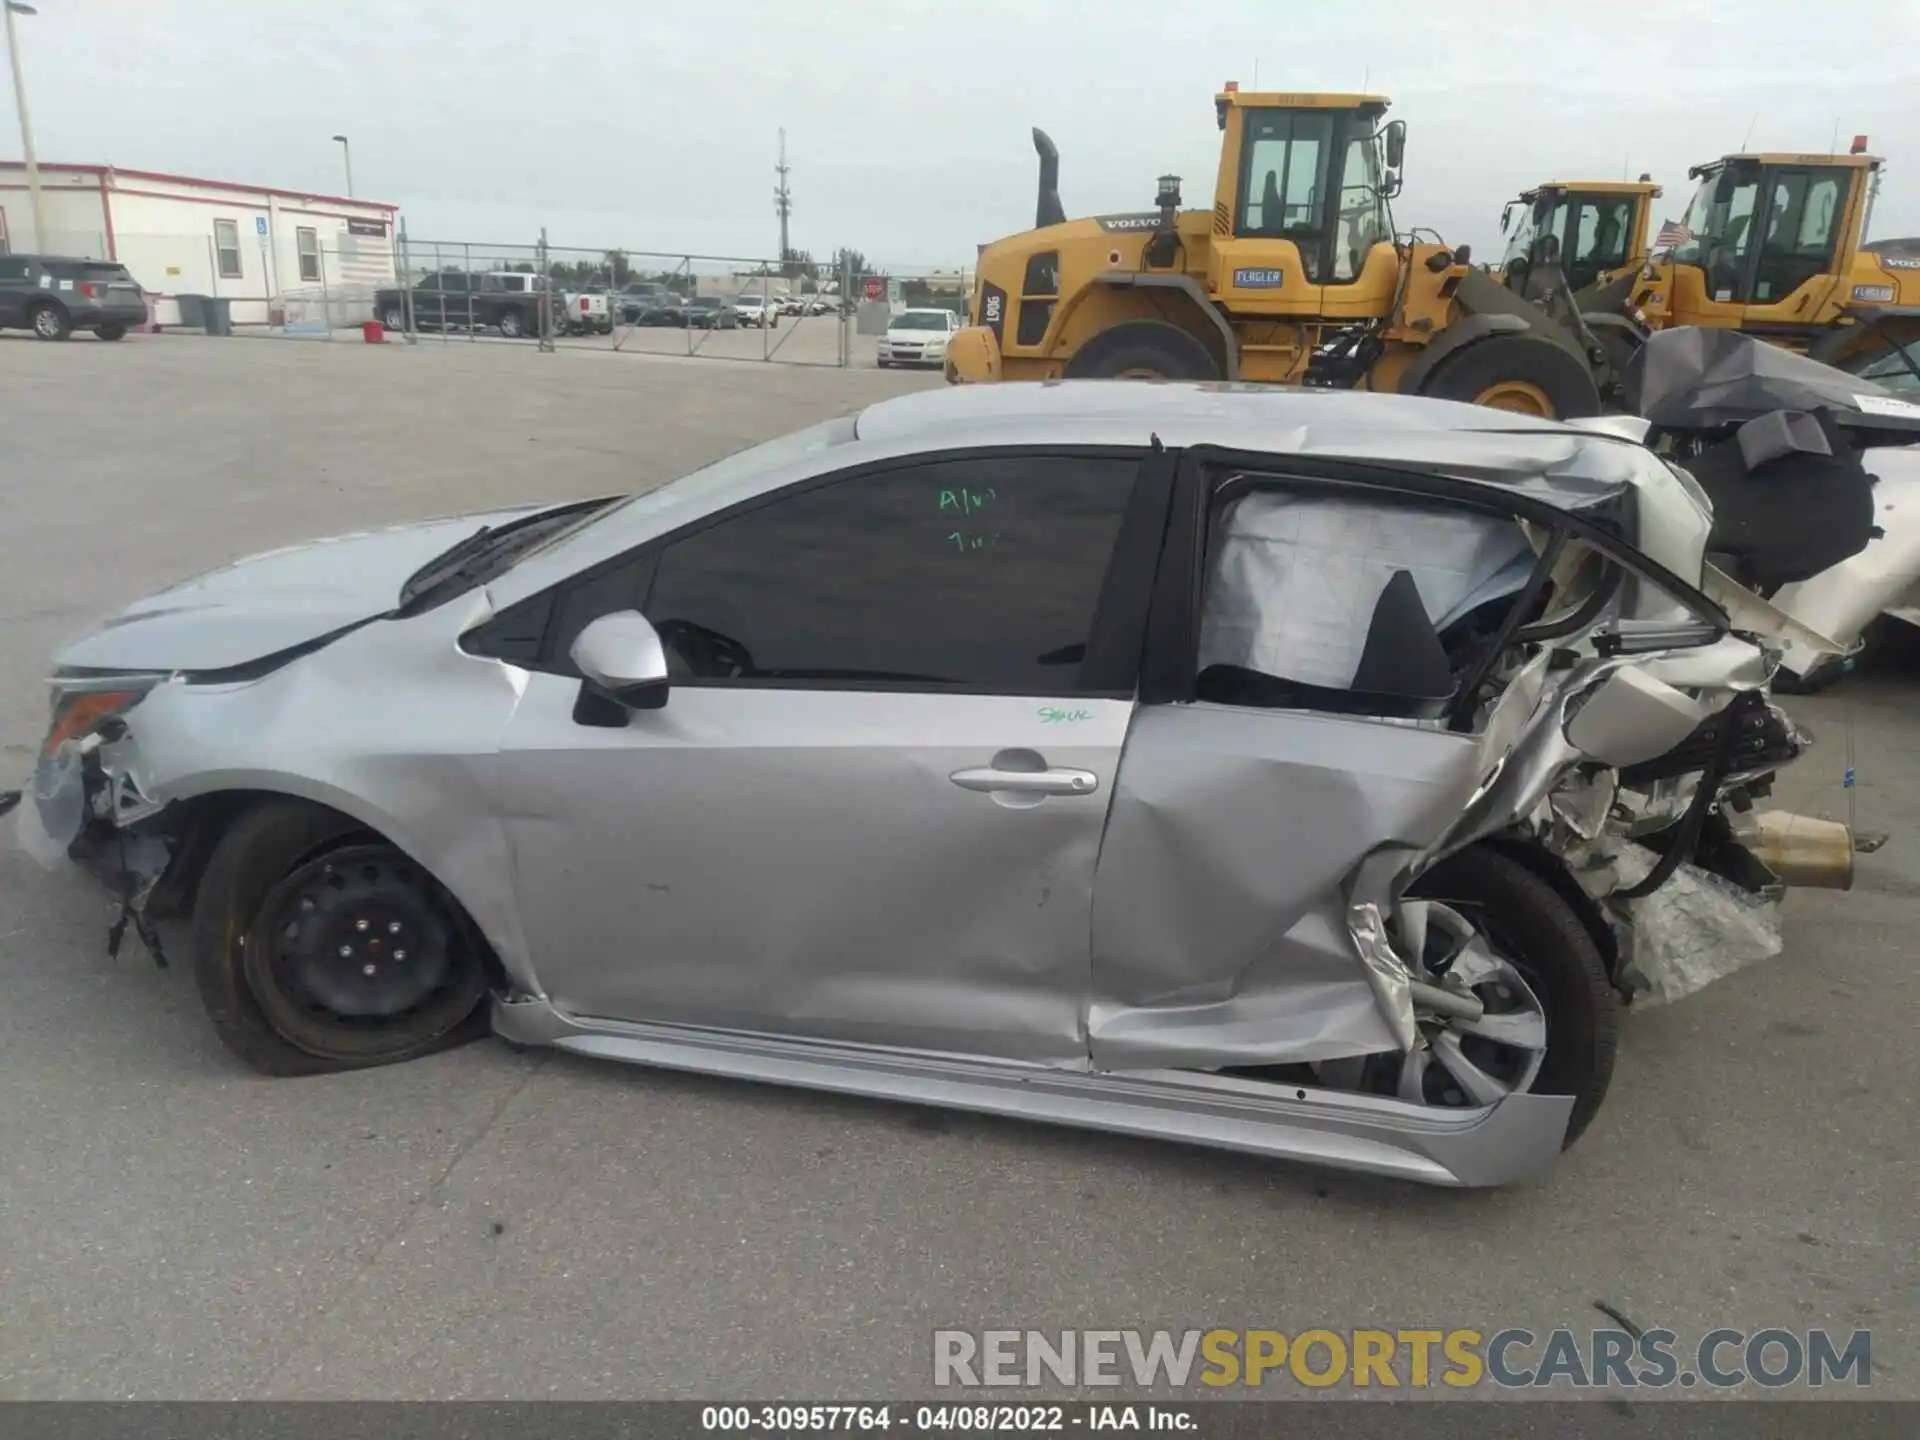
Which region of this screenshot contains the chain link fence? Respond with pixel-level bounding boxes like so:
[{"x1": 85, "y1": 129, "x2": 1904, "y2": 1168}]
[{"x1": 31, "y1": 214, "x2": 974, "y2": 364}]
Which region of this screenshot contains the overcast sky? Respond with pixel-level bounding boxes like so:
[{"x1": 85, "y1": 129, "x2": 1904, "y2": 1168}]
[{"x1": 9, "y1": 0, "x2": 1919, "y2": 267}]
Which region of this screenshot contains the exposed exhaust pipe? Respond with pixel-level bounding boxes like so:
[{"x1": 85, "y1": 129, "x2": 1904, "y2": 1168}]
[
  {"x1": 1751, "y1": 810, "x2": 1855, "y2": 890},
  {"x1": 1033, "y1": 127, "x2": 1066, "y2": 229}
]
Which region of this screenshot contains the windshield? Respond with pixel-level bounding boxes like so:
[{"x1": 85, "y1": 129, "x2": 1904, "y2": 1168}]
[
  {"x1": 892, "y1": 312, "x2": 950, "y2": 330},
  {"x1": 736, "y1": 295, "x2": 764, "y2": 305},
  {"x1": 1668, "y1": 169, "x2": 1757, "y2": 275},
  {"x1": 690, "y1": 297, "x2": 720, "y2": 308},
  {"x1": 1501, "y1": 197, "x2": 1546, "y2": 270},
  {"x1": 1848, "y1": 341, "x2": 1920, "y2": 397}
]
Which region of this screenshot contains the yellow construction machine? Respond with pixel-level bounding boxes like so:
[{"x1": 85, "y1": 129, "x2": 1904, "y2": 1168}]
[
  {"x1": 1494, "y1": 179, "x2": 1660, "y2": 302},
  {"x1": 1623, "y1": 143, "x2": 1919, "y2": 372},
  {"x1": 1499, "y1": 143, "x2": 1920, "y2": 393},
  {"x1": 946, "y1": 86, "x2": 1607, "y2": 418}
]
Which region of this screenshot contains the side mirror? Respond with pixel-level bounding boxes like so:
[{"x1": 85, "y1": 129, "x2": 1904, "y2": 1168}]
[
  {"x1": 1383, "y1": 119, "x2": 1407, "y2": 171},
  {"x1": 570, "y1": 610, "x2": 669, "y2": 723}
]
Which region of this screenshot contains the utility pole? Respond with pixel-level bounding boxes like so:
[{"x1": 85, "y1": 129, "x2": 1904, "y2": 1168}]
[
  {"x1": 774, "y1": 127, "x2": 792, "y2": 264},
  {"x1": 3, "y1": 1, "x2": 45, "y2": 253}
]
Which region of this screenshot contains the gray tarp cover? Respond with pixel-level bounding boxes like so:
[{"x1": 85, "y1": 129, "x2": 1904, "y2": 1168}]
[{"x1": 1624, "y1": 326, "x2": 1920, "y2": 437}]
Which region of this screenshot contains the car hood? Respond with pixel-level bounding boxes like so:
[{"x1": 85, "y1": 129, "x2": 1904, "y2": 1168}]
[
  {"x1": 54, "y1": 502, "x2": 558, "y2": 673},
  {"x1": 885, "y1": 328, "x2": 949, "y2": 342}
]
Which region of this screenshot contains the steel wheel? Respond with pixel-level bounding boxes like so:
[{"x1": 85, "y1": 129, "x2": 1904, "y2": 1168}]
[
  {"x1": 241, "y1": 842, "x2": 485, "y2": 1063},
  {"x1": 1317, "y1": 900, "x2": 1548, "y2": 1109}
]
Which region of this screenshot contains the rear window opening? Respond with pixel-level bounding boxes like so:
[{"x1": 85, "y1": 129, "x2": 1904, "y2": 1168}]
[
  {"x1": 45, "y1": 261, "x2": 136, "y2": 283},
  {"x1": 1192, "y1": 482, "x2": 1610, "y2": 728}
]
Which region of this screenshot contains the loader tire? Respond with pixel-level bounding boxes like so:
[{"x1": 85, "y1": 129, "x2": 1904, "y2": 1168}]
[
  {"x1": 1420, "y1": 334, "x2": 1601, "y2": 420},
  {"x1": 1065, "y1": 321, "x2": 1221, "y2": 381}
]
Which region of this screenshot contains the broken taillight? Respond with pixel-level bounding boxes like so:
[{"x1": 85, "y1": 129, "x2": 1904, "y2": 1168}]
[{"x1": 78, "y1": 282, "x2": 100, "y2": 299}]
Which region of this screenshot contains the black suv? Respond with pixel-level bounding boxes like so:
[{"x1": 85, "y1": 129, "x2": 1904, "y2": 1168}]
[{"x1": 0, "y1": 255, "x2": 146, "y2": 340}]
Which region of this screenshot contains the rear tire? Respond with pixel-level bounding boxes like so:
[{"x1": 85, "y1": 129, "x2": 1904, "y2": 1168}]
[
  {"x1": 1408, "y1": 844, "x2": 1618, "y2": 1146},
  {"x1": 498, "y1": 309, "x2": 525, "y2": 339},
  {"x1": 95, "y1": 321, "x2": 128, "y2": 342},
  {"x1": 29, "y1": 302, "x2": 71, "y2": 341},
  {"x1": 1419, "y1": 333, "x2": 1601, "y2": 420},
  {"x1": 1065, "y1": 320, "x2": 1221, "y2": 381},
  {"x1": 190, "y1": 799, "x2": 492, "y2": 1077}
]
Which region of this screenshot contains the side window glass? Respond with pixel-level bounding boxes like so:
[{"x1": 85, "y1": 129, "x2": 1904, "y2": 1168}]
[
  {"x1": 0, "y1": 257, "x2": 29, "y2": 281},
  {"x1": 1753, "y1": 170, "x2": 1842, "y2": 302},
  {"x1": 644, "y1": 456, "x2": 1139, "y2": 692}
]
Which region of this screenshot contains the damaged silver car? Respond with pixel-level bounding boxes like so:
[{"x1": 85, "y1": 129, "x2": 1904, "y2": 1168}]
[{"x1": 15, "y1": 381, "x2": 1851, "y2": 1187}]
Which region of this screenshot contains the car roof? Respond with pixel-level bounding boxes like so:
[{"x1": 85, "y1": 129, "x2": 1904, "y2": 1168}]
[{"x1": 851, "y1": 381, "x2": 1643, "y2": 493}]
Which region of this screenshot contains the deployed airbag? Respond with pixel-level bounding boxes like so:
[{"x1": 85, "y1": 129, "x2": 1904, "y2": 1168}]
[{"x1": 1198, "y1": 493, "x2": 1535, "y2": 690}]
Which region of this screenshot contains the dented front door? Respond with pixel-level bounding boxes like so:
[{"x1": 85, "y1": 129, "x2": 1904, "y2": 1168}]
[{"x1": 492, "y1": 449, "x2": 1159, "y2": 1065}]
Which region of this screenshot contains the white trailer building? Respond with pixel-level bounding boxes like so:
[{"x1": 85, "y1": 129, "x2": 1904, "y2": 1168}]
[{"x1": 0, "y1": 162, "x2": 399, "y2": 328}]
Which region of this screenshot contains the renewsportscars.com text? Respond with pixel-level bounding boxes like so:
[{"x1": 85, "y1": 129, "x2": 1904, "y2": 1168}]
[{"x1": 933, "y1": 1327, "x2": 1872, "y2": 1391}]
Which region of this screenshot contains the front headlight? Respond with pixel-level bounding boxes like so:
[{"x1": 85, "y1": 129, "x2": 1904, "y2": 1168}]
[{"x1": 42, "y1": 676, "x2": 162, "y2": 758}]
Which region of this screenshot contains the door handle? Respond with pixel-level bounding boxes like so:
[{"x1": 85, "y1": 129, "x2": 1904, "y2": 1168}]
[{"x1": 949, "y1": 766, "x2": 1100, "y2": 797}]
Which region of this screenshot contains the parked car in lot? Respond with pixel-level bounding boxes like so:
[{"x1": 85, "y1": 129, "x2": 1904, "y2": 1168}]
[
  {"x1": 618, "y1": 282, "x2": 684, "y2": 325},
  {"x1": 731, "y1": 294, "x2": 780, "y2": 328},
  {"x1": 684, "y1": 296, "x2": 738, "y2": 329},
  {"x1": 18, "y1": 381, "x2": 1840, "y2": 1188},
  {"x1": 0, "y1": 254, "x2": 146, "y2": 341},
  {"x1": 878, "y1": 307, "x2": 961, "y2": 367},
  {"x1": 373, "y1": 271, "x2": 553, "y2": 340},
  {"x1": 632, "y1": 295, "x2": 689, "y2": 327}
]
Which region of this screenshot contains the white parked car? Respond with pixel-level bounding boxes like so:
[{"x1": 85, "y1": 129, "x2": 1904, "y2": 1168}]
[
  {"x1": 732, "y1": 294, "x2": 780, "y2": 329},
  {"x1": 879, "y1": 308, "x2": 961, "y2": 368}
]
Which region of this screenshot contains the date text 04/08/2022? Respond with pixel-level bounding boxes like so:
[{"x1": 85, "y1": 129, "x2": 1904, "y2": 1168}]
[{"x1": 699, "y1": 1403, "x2": 1194, "y2": 1432}]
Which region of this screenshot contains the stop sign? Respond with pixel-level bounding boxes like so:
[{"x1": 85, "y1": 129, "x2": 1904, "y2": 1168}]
[{"x1": 863, "y1": 276, "x2": 885, "y2": 301}]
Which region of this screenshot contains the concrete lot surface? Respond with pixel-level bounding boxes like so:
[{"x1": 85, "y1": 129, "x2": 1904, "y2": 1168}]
[{"x1": 0, "y1": 335, "x2": 1911, "y2": 1399}]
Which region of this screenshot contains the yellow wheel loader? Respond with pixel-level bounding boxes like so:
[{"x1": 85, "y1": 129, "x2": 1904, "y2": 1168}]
[
  {"x1": 946, "y1": 87, "x2": 1606, "y2": 419},
  {"x1": 1628, "y1": 146, "x2": 1920, "y2": 375},
  {"x1": 1505, "y1": 145, "x2": 1920, "y2": 397},
  {"x1": 1495, "y1": 179, "x2": 1660, "y2": 302}
]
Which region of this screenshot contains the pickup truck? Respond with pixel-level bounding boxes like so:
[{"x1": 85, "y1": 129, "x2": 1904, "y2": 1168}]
[
  {"x1": 561, "y1": 284, "x2": 613, "y2": 336},
  {"x1": 373, "y1": 270, "x2": 554, "y2": 340}
]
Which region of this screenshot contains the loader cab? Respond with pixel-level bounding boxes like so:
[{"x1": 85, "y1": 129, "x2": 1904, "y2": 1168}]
[
  {"x1": 1207, "y1": 88, "x2": 1403, "y2": 317},
  {"x1": 1664, "y1": 153, "x2": 1873, "y2": 330},
  {"x1": 1500, "y1": 182, "x2": 1657, "y2": 299}
]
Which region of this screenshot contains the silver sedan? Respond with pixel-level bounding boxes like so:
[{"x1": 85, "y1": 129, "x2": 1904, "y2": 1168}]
[{"x1": 16, "y1": 382, "x2": 1819, "y2": 1186}]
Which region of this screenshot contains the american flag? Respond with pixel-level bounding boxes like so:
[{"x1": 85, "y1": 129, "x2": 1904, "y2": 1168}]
[{"x1": 1655, "y1": 219, "x2": 1694, "y2": 249}]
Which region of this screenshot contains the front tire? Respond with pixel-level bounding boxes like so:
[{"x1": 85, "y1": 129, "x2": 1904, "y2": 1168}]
[
  {"x1": 1064, "y1": 319, "x2": 1220, "y2": 380},
  {"x1": 190, "y1": 800, "x2": 492, "y2": 1076},
  {"x1": 381, "y1": 305, "x2": 407, "y2": 332}
]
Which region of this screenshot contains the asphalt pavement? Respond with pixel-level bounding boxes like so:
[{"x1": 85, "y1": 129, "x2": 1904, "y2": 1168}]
[{"x1": 0, "y1": 334, "x2": 1910, "y2": 1400}]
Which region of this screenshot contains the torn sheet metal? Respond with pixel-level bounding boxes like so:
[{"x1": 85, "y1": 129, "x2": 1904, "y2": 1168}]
[
  {"x1": 1569, "y1": 837, "x2": 1784, "y2": 1006},
  {"x1": 1197, "y1": 492, "x2": 1534, "y2": 689},
  {"x1": 1088, "y1": 702, "x2": 1485, "y2": 1069}
]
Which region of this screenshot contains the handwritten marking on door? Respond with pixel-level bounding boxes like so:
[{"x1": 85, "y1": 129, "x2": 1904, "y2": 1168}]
[{"x1": 1038, "y1": 706, "x2": 1093, "y2": 724}]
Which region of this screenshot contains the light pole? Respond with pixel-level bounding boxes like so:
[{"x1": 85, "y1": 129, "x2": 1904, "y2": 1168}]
[
  {"x1": 3, "y1": 0, "x2": 44, "y2": 253},
  {"x1": 331, "y1": 134, "x2": 353, "y2": 197}
]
